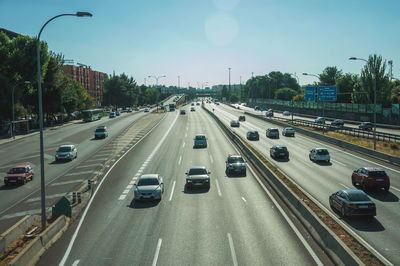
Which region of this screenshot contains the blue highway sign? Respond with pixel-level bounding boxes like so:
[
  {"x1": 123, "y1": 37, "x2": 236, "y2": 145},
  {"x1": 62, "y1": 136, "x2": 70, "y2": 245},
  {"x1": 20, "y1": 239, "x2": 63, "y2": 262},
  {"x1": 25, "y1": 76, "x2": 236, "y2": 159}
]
[
  {"x1": 305, "y1": 86, "x2": 315, "y2": 102},
  {"x1": 317, "y1": 86, "x2": 337, "y2": 102}
]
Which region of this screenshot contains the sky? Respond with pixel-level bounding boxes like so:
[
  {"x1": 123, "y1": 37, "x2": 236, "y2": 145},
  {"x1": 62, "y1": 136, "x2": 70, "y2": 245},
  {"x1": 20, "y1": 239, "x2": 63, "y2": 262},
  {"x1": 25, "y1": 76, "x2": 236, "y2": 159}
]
[{"x1": 1, "y1": 0, "x2": 400, "y2": 87}]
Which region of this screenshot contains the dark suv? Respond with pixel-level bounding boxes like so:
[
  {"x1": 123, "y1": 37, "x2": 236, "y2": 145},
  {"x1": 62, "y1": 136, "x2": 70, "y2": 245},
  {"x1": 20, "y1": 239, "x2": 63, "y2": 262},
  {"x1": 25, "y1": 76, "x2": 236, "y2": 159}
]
[
  {"x1": 247, "y1": 130, "x2": 259, "y2": 140},
  {"x1": 238, "y1": 116, "x2": 245, "y2": 122},
  {"x1": 331, "y1": 119, "x2": 344, "y2": 127},
  {"x1": 270, "y1": 145, "x2": 289, "y2": 159},
  {"x1": 352, "y1": 167, "x2": 390, "y2": 191},
  {"x1": 266, "y1": 128, "x2": 279, "y2": 138},
  {"x1": 359, "y1": 122, "x2": 373, "y2": 131},
  {"x1": 225, "y1": 155, "x2": 246, "y2": 176}
]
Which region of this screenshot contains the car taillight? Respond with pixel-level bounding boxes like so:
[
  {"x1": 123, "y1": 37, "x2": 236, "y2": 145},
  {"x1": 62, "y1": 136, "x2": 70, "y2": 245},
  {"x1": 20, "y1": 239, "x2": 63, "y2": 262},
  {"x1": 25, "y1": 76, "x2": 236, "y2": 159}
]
[
  {"x1": 345, "y1": 203, "x2": 357, "y2": 208},
  {"x1": 368, "y1": 203, "x2": 375, "y2": 208}
]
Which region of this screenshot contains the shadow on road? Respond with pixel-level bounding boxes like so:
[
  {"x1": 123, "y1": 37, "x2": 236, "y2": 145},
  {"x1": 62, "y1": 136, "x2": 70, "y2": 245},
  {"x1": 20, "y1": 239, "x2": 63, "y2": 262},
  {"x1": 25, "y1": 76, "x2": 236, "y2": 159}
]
[
  {"x1": 225, "y1": 171, "x2": 247, "y2": 178},
  {"x1": 314, "y1": 161, "x2": 332, "y2": 166},
  {"x1": 366, "y1": 190, "x2": 399, "y2": 203},
  {"x1": 344, "y1": 217, "x2": 385, "y2": 232},
  {"x1": 183, "y1": 185, "x2": 210, "y2": 194},
  {"x1": 0, "y1": 184, "x2": 18, "y2": 190},
  {"x1": 49, "y1": 160, "x2": 71, "y2": 165},
  {"x1": 128, "y1": 199, "x2": 160, "y2": 209}
]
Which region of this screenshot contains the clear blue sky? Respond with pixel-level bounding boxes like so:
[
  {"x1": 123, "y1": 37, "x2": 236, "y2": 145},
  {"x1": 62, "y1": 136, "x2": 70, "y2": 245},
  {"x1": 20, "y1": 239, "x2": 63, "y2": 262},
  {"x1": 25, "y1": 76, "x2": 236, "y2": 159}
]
[{"x1": 1, "y1": 0, "x2": 399, "y2": 87}]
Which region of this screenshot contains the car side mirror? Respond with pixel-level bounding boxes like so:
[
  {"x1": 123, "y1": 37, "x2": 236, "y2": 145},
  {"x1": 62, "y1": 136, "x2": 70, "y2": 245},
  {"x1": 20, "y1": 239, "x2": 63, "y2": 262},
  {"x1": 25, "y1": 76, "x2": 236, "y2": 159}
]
[
  {"x1": 208, "y1": 171, "x2": 211, "y2": 174},
  {"x1": 185, "y1": 172, "x2": 188, "y2": 175}
]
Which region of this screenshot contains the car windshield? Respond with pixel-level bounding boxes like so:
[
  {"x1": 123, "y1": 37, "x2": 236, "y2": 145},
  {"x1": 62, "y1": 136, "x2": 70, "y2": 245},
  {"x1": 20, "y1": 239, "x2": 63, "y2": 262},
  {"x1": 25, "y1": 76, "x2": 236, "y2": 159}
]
[
  {"x1": 58, "y1": 147, "x2": 71, "y2": 152},
  {"x1": 317, "y1": 149, "x2": 329, "y2": 155},
  {"x1": 285, "y1": 128, "x2": 293, "y2": 131},
  {"x1": 188, "y1": 168, "x2": 207, "y2": 175},
  {"x1": 96, "y1": 128, "x2": 106, "y2": 132},
  {"x1": 137, "y1": 178, "x2": 159, "y2": 186},
  {"x1": 277, "y1": 147, "x2": 287, "y2": 152},
  {"x1": 228, "y1": 157, "x2": 244, "y2": 163},
  {"x1": 195, "y1": 135, "x2": 205, "y2": 140},
  {"x1": 250, "y1": 131, "x2": 258, "y2": 135},
  {"x1": 347, "y1": 193, "x2": 370, "y2": 202},
  {"x1": 10, "y1": 167, "x2": 26, "y2": 174},
  {"x1": 369, "y1": 171, "x2": 387, "y2": 177}
]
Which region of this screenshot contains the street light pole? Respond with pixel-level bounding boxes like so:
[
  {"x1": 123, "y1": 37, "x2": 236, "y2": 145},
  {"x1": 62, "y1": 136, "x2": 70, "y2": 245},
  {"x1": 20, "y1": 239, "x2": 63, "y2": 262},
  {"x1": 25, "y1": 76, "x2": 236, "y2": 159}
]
[
  {"x1": 36, "y1": 11, "x2": 92, "y2": 231},
  {"x1": 349, "y1": 57, "x2": 377, "y2": 150},
  {"x1": 148, "y1": 75, "x2": 166, "y2": 86},
  {"x1": 228, "y1": 68, "x2": 231, "y2": 92}
]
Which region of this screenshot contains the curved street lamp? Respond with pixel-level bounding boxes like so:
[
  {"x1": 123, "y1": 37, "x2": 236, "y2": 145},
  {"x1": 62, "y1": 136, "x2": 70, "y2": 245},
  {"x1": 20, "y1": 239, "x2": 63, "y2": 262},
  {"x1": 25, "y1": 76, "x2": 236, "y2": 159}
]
[
  {"x1": 148, "y1": 75, "x2": 166, "y2": 86},
  {"x1": 349, "y1": 57, "x2": 377, "y2": 150},
  {"x1": 302, "y1": 72, "x2": 320, "y2": 80},
  {"x1": 36, "y1": 11, "x2": 92, "y2": 231}
]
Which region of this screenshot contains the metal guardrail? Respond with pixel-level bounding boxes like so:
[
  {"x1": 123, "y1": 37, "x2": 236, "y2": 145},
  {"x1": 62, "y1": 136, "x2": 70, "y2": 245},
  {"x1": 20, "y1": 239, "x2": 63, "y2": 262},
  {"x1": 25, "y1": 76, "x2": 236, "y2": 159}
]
[{"x1": 269, "y1": 116, "x2": 400, "y2": 143}]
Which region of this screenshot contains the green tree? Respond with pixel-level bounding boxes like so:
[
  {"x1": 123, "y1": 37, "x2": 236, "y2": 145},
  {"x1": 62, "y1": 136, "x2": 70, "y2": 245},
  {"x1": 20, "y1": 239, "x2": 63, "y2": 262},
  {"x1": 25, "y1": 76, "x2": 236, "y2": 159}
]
[
  {"x1": 319, "y1": 66, "x2": 342, "y2": 86},
  {"x1": 336, "y1": 73, "x2": 359, "y2": 103},
  {"x1": 274, "y1": 88, "x2": 297, "y2": 101}
]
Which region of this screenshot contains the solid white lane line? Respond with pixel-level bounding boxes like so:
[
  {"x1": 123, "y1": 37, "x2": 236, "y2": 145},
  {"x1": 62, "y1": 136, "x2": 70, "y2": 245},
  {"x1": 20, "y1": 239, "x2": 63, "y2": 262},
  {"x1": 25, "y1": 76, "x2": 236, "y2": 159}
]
[
  {"x1": 210, "y1": 154, "x2": 214, "y2": 164},
  {"x1": 178, "y1": 155, "x2": 182, "y2": 165},
  {"x1": 71, "y1": 260, "x2": 80, "y2": 266},
  {"x1": 331, "y1": 159, "x2": 346, "y2": 166},
  {"x1": 152, "y1": 238, "x2": 162, "y2": 266},
  {"x1": 241, "y1": 197, "x2": 247, "y2": 204},
  {"x1": 183, "y1": 142, "x2": 185, "y2": 148},
  {"x1": 227, "y1": 233, "x2": 238, "y2": 266},
  {"x1": 215, "y1": 179, "x2": 222, "y2": 197},
  {"x1": 169, "y1": 181, "x2": 176, "y2": 201},
  {"x1": 59, "y1": 114, "x2": 175, "y2": 266},
  {"x1": 391, "y1": 186, "x2": 400, "y2": 192},
  {"x1": 339, "y1": 183, "x2": 350, "y2": 189}
]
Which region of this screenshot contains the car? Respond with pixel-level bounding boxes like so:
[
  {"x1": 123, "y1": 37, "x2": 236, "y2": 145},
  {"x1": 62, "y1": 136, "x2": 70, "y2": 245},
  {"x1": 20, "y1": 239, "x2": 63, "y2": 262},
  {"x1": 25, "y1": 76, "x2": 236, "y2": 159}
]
[
  {"x1": 94, "y1": 126, "x2": 108, "y2": 139},
  {"x1": 225, "y1": 154, "x2": 246, "y2": 176},
  {"x1": 238, "y1": 116, "x2": 245, "y2": 122},
  {"x1": 270, "y1": 145, "x2": 289, "y2": 159},
  {"x1": 359, "y1": 122, "x2": 373, "y2": 131},
  {"x1": 265, "y1": 110, "x2": 273, "y2": 117},
  {"x1": 315, "y1": 117, "x2": 325, "y2": 124},
  {"x1": 254, "y1": 106, "x2": 260, "y2": 110},
  {"x1": 266, "y1": 128, "x2": 279, "y2": 138},
  {"x1": 190, "y1": 107, "x2": 195, "y2": 112},
  {"x1": 196, "y1": 102, "x2": 200, "y2": 106},
  {"x1": 236, "y1": 105, "x2": 240, "y2": 110},
  {"x1": 109, "y1": 112, "x2": 116, "y2": 118},
  {"x1": 134, "y1": 174, "x2": 164, "y2": 201},
  {"x1": 329, "y1": 189, "x2": 376, "y2": 218},
  {"x1": 283, "y1": 111, "x2": 291, "y2": 116},
  {"x1": 144, "y1": 108, "x2": 150, "y2": 112},
  {"x1": 191, "y1": 103, "x2": 195, "y2": 106},
  {"x1": 127, "y1": 108, "x2": 133, "y2": 113},
  {"x1": 309, "y1": 148, "x2": 330, "y2": 163},
  {"x1": 55, "y1": 144, "x2": 77, "y2": 161},
  {"x1": 351, "y1": 167, "x2": 390, "y2": 191},
  {"x1": 4, "y1": 164, "x2": 34, "y2": 186},
  {"x1": 185, "y1": 167, "x2": 211, "y2": 189},
  {"x1": 230, "y1": 120, "x2": 240, "y2": 127},
  {"x1": 180, "y1": 110, "x2": 186, "y2": 115},
  {"x1": 134, "y1": 107, "x2": 140, "y2": 111},
  {"x1": 216, "y1": 102, "x2": 220, "y2": 105},
  {"x1": 116, "y1": 110, "x2": 121, "y2": 116},
  {"x1": 331, "y1": 119, "x2": 344, "y2": 127},
  {"x1": 193, "y1": 134, "x2": 207, "y2": 148},
  {"x1": 246, "y1": 130, "x2": 259, "y2": 140}
]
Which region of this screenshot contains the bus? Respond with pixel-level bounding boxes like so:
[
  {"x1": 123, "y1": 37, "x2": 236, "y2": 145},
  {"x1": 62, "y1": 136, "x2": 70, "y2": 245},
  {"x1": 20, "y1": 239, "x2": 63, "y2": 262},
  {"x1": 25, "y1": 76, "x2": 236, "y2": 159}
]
[{"x1": 82, "y1": 108, "x2": 104, "y2": 122}]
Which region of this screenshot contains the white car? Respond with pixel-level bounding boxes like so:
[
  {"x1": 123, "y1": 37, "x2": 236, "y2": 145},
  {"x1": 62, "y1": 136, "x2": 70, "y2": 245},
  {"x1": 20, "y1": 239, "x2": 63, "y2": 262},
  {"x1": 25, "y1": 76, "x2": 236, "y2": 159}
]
[
  {"x1": 309, "y1": 148, "x2": 330, "y2": 163},
  {"x1": 144, "y1": 108, "x2": 150, "y2": 112},
  {"x1": 283, "y1": 111, "x2": 291, "y2": 116},
  {"x1": 315, "y1": 117, "x2": 325, "y2": 124},
  {"x1": 134, "y1": 174, "x2": 164, "y2": 201},
  {"x1": 55, "y1": 144, "x2": 77, "y2": 161},
  {"x1": 282, "y1": 127, "x2": 295, "y2": 136}
]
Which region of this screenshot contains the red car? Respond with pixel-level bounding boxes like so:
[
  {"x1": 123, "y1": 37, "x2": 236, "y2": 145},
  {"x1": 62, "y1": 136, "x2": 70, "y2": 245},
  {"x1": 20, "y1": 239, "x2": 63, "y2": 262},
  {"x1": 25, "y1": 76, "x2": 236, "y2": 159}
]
[
  {"x1": 4, "y1": 165, "x2": 34, "y2": 186},
  {"x1": 352, "y1": 167, "x2": 390, "y2": 191}
]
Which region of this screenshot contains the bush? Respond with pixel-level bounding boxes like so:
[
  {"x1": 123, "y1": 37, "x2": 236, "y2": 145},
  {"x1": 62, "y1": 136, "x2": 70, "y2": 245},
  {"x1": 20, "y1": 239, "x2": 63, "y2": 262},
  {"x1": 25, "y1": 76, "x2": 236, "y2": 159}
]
[{"x1": 389, "y1": 141, "x2": 398, "y2": 150}]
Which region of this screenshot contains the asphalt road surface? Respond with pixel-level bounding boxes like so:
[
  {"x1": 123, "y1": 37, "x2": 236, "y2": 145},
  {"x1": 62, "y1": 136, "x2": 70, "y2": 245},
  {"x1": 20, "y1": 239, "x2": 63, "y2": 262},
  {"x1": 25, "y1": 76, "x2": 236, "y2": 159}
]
[
  {"x1": 37, "y1": 107, "x2": 331, "y2": 266},
  {"x1": 211, "y1": 102, "x2": 400, "y2": 264}
]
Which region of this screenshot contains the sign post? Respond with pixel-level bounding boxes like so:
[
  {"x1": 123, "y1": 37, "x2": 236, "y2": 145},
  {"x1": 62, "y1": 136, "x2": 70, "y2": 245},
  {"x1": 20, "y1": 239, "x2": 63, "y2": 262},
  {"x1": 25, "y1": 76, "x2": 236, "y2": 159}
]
[{"x1": 317, "y1": 86, "x2": 337, "y2": 134}]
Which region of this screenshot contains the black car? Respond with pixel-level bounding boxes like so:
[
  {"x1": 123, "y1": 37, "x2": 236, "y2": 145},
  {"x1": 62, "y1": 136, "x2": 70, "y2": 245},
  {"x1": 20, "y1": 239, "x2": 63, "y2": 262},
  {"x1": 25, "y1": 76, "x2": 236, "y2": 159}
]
[
  {"x1": 359, "y1": 122, "x2": 373, "y2": 131},
  {"x1": 246, "y1": 130, "x2": 259, "y2": 140},
  {"x1": 331, "y1": 119, "x2": 344, "y2": 127},
  {"x1": 254, "y1": 106, "x2": 260, "y2": 110},
  {"x1": 239, "y1": 115, "x2": 245, "y2": 122},
  {"x1": 225, "y1": 155, "x2": 247, "y2": 176},
  {"x1": 329, "y1": 189, "x2": 376, "y2": 218},
  {"x1": 265, "y1": 110, "x2": 273, "y2": 117},
  {"x1": 270, "y1": 145, "x2": 289, "y2": 159}
]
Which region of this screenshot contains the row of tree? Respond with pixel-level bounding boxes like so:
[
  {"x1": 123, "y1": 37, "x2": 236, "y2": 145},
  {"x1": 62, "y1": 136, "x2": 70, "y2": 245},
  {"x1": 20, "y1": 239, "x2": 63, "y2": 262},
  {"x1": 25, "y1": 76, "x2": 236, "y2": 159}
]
[
  {"x1": 219, "y1": 54, "x2": 400, "y2": 107},
  {"x1": 102, "y1": 73, "x2": 166, "y2": 107},
  {"x1": 0, "y1": 32, "x2": 93, "y2": 122}
]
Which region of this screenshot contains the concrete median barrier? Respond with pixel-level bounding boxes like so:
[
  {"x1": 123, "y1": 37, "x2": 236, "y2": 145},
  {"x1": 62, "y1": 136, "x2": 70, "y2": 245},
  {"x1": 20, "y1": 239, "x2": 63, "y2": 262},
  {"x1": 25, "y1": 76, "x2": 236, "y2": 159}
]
[{"x1": 204, "y1": 105, "x2": 365, "y2": 265}]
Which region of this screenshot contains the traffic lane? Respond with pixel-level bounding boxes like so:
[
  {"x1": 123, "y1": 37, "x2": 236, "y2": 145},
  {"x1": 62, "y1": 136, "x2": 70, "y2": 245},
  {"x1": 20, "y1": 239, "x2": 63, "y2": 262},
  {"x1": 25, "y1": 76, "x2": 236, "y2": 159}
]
[
  {"x1": 213, "y1": 104, "x2": 400, "y2": 264},
  {"x1": 0, "y1": 111, "x2": 148, "y2": 214},
  {"x1": 217, "y1": 103, "x2": 400, "y2": 189},
  {"x1": 37, "y1": 112, "x2": 179, "y2": 266},
  {"x1": 238, "y1": 104, "x2": 400, "y2": 135}
]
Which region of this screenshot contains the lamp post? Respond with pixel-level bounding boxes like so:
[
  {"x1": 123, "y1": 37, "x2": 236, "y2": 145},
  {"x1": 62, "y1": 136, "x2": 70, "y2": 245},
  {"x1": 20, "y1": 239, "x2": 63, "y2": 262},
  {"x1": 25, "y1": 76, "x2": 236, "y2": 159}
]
[
  {"x1": 148, "y1": 75, "x2": 166, "y2": 86},
  {"x1": 11, "y1": 81, "x2": 31, "y2": 139},
  {"x1": 349, "y1": 57, "x2": 377, "y2": 150},
  {"x1": 36, "y1": 11, "x2": 92, "y2": 231}
]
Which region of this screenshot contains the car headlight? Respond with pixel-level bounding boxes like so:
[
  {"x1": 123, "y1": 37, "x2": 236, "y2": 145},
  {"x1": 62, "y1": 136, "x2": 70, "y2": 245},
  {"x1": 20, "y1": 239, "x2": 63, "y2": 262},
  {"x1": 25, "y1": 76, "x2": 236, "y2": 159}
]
[
  {"x1": 205, "y1": 179, "x2": 209, "y2": 182},
  {"x1": 56, "y1": 154, "x2": 59, "y2": 158},
  {"x1": 187, "y1": 179, "x2": 192, "y2": 183}
]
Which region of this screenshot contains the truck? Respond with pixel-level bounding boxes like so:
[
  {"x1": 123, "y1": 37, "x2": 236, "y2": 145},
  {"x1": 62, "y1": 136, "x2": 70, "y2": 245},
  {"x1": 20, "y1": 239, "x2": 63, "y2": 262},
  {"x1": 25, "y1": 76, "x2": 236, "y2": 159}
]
[{"x1": 169, "y1": 103, "x2": 176, "y2": 111}]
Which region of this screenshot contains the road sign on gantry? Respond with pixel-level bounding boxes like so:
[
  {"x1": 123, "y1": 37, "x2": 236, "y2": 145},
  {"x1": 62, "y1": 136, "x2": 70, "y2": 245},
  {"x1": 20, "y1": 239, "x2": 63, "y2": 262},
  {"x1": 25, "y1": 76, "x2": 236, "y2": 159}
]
[
  {"x1": 305, "y1": 86, "x2": 315, "y2": 101},
  {"x1": 317, "y1": 86, "x2": 337, "y2": 102}
]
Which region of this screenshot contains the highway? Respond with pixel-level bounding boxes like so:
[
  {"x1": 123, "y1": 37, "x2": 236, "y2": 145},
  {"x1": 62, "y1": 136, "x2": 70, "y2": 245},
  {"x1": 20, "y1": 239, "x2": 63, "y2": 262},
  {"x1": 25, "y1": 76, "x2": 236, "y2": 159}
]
[
  {"x1": 237, "y1": 104, "x2": 400, "y2": 135},
  {"x1": 37, "y1": 106, "x2": 331, "y2": 265},
  {"x1": 0, "y1": 107, "x2": 162, "y2": 233},
  {"x1": 211, "y1": 102, "x2": 400, "y2": 264}
]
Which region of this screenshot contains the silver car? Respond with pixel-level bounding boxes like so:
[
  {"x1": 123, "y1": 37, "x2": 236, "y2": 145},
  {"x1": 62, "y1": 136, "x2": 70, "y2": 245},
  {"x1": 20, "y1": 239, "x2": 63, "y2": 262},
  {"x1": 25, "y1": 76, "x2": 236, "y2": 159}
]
[
  {"x1": 309, "y1": 148, "x2": 330, "y2": 163},
  {"x1": 134, "y1": 174, "x2": 164, "y2": 201},
  {"x1": 55, "y1": 144, "x2": 77, "y2": 161},
  {"x1": 186, "y1": 167, "x2": 210, "y2": 189},
  {"x1": 282, "y1": 127, "x2": 295, "y2": 137},
  {"x1": 94, "y1": 126, "x2": 108, "y2": 139}
]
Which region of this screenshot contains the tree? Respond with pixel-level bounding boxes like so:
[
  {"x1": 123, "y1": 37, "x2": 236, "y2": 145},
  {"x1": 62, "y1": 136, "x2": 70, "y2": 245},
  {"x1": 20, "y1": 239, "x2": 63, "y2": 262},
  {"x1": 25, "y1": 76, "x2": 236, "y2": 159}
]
[
  {"x1": 274, "y1": 88, "x2": 297, "y2": 101},
  {"x1": 319, "y1": 66, "x2": 342, "y2": 86},
  {"x1": 336, "y1": 73, "x2": 359, "y2": 103},
  {"x1": 390, "y1": 80, "x2": 400, "y2": 104},
  {"x1": 360, "y1": 54, "x2": 391, "y2": 107}
]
